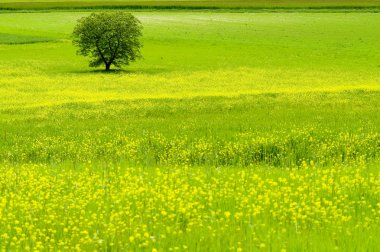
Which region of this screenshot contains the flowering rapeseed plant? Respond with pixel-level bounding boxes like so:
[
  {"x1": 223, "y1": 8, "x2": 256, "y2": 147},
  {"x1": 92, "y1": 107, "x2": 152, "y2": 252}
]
[{"x1": 0, "y1": 162, "x2": 378, "y2": 251}]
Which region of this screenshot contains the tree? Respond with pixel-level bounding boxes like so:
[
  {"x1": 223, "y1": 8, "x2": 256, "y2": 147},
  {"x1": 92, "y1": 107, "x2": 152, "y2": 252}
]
[{"x1": 72, "y1": 12, "x2": 142, "y2": 71}]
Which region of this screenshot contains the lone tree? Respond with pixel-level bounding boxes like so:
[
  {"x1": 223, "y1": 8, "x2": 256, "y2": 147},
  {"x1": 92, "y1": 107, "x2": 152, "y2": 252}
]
[{"x1": 73, "y1": 12, "x2": 142, "y2": 71}]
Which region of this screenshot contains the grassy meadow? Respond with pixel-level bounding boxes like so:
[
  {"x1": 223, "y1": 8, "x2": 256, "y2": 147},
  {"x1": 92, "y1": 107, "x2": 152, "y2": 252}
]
[{"x1": 0, "y1": 8, "x2": 379, "y2": 251}]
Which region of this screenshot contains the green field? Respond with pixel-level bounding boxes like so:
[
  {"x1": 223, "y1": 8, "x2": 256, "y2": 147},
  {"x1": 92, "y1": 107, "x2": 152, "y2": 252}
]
[{"x1": 0, "y1": 8, "x2": 379, "y2": 252}]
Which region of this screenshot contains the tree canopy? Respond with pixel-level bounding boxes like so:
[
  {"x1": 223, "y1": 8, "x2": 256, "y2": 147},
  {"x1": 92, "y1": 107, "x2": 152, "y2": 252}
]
[{"x1": 72, "y1": 12, "x2": 142, "y2": 71}]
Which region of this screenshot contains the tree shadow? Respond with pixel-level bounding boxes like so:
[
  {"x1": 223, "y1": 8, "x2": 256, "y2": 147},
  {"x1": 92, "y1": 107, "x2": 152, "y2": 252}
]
[{"x1": 70, "y1": 67, "x2": 168, "y2": 75}]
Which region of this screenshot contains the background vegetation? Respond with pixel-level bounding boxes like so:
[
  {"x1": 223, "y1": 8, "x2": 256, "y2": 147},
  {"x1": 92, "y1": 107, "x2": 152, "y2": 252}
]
[{"x1": 1, "y1": 0, "x2": 380, "y2": 10}]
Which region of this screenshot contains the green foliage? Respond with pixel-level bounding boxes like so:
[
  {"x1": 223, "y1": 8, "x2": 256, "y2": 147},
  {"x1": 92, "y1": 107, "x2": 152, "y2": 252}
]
[{"x1": 72, "y1": 12, "x2": 142, "y2": 70}]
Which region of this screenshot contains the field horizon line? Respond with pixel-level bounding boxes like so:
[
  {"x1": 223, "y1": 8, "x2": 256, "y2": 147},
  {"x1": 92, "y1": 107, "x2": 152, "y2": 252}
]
[{"x1": 1, "y1": 1, "x2": 380, "y2": 11}]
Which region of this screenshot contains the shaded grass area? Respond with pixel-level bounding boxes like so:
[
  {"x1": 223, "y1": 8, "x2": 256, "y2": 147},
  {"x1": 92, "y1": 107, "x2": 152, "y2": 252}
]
[
  {"x1": 0, "y1": 33, "x2": 54, "y2": 44},
  {"x1": 1, "y1": 0, "x2": 380, "y2": 11}
]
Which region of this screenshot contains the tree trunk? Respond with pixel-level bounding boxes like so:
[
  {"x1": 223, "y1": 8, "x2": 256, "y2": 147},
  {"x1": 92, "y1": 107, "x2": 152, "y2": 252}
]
[{"x1": 105, "y1": 62, "x2": 111, "y2": 71}]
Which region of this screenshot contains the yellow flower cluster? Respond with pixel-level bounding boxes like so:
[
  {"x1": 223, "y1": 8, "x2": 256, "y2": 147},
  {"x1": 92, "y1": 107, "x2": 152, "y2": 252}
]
[{"x1": 0, "y1": 162, "x2": 378, "y2": 251}]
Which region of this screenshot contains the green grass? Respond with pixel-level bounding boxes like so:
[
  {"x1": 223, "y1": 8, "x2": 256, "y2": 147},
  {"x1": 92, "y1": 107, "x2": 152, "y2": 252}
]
[{"x1": 0, "y1": 10, "x2": 379, "y2": 251}]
